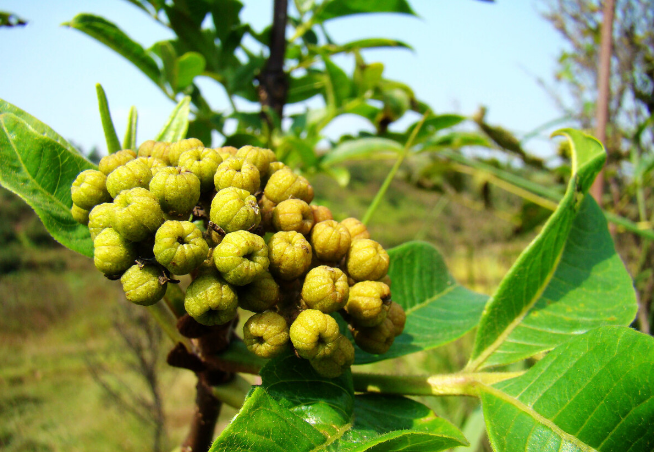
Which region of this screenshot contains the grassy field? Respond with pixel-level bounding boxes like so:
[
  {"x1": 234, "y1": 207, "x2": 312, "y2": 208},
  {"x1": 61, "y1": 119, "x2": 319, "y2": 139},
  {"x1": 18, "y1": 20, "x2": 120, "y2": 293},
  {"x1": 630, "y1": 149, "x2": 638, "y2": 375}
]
[{"x1": 0, "y1": 165, "x2": 531, "y2": 451}]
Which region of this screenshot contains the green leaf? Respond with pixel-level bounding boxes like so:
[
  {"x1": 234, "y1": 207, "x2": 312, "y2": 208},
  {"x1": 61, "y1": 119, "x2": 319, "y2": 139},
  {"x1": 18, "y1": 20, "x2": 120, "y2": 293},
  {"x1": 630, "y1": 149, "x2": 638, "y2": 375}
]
[
  {"x1": 210, "y1": 0, "x2": 243, "y2": 41},
  {"x1": 95, "y1": 84, "x2": 121, "y2": 154},
  {"x1": 212, "y1": 352, "x2": 467, "y2": 452},
  {"x1": 154, "y1": 96, "x2": 191, "y2": 142},
  {"x1": 336, "y1": 38, "x2": 412, "y2": 53},
  {"x1": 467, "y1": 129, "x2": 607, "y2": 371},
  {"x1": 223, "y1": 133, "x2": 265, "y2": 149},
  {"x1": 0, "y1": 102, "x2": 95, "y2": 257},
  {"x1": 355, "y1": 241, "x2": 489, "y2": 364},
  {"x1": 176, "y1": 51, "x2": 206, "y2": 90},
  {"x1": 0, "y1": 11, "x2": 27, "y2": 27},
  {"x1": 287, "y1": 73, "x2": 325, "y2": 104},
  {"x1": 485, "y1": 195, "x2": 637, "y2": 367},
  {"x1": 405, "y1": 114, "x2": 467, "y2": 145},
  {"x1": 154, "y1": 41, "x2": 178, "y2": 90},
  {"x1": 122, "y1": 106, "x2": 138, "y2": 150},
  {"x1": 316, "y1": 0, "x2": 417, "y2": 22},
  {"x1": 64, "y1": 14, "x2": 162, "y2": 88},
  {"x1": 480, "y1": 326, "x2": 654, "y2": 452},
  {"x1": 322, "y1": 138, "x2": 403, "y2": 166},
  {"x1": 323, "y1": 56, "x2": 352, "y2": 108}
]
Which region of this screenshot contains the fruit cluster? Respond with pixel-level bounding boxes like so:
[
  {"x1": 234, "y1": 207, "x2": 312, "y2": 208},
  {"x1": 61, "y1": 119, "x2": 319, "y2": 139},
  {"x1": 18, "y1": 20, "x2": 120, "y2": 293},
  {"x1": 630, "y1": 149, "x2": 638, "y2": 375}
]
[{"x1": 70, "y1": 139, "x2": 406, "y2": 378}]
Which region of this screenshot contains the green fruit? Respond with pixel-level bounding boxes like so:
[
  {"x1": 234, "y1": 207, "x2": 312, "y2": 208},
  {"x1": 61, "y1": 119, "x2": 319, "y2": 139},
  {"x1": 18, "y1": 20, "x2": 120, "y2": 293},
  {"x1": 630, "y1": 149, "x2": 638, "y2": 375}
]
[
  {"x1": 268, "y1": 231, "x2": 312, "y2": 281},
  {"x1": 136, "y1": 156, "x2": 167, "y2": 176},
  {"x1": 210, "y1": 187, "x2": 261, "y2": 233},
  {"x1": 340, "y1": 217, "x2": 370, "y2": 240},
  {"x1": 345, "y1": 281, "x2": 390, "y2": 327},
  {"x1": 93, "y1": 228, "x2": 137, "y2": 276},
  {"x1": 310, "y1": 220, "x2": 351, "y2": 262},
  {"x1": 387, "y1": 301, "x2": 406, "y2": 337},
  {"x1": 150, "y1": 141, "x2": 171, "y2": 164},
  {"x1": 263, "y1": 168, "x2": 312, "y2": 204},
  {"x1": 214, "y1": 157, "x2": 260, "y2": 194},
  {"x1": 213, "y1": 230, "x2": 269, "y2": 285},
  {"x1": 235, "y1": 145, "x2": 272, "y2": 178},
  {"x1": 352, "y1": 316, "x2": 396, "y2": 354},
  {"x1": 309, "y1": 335, "x2": 354, "y2": 378},
  {"x1": 184, "y1": 274, "x2": 239, "y2": 325},
  {"x1": 178, "y1": 147, "x2": 223, "y2": 193},
  {"x1": 168, "y1": 138, "x2": 203, "y2": 166},
  {"x1": 258, "y1": 195, "x2": 277, "y2": 232},
  {"x1": 113, "y1": 187, "x2": 164, "y2": 242},
  {"x1": 71, "y1": 169, "x2": 111, "y2": 210},
  {"x1": 71, "y1": 204, "x2": 90, "y2": 225},
  {"x1": 301, "y1": 266, "x2": 349, "y2": 313},
  {"x1": 121, "y1": 264, "x2": 167, "y2": 306},
  {"x1": 149, "y1": 167, "x2": 201, "y2": 219},
  {"x1": 311, "y1": 205, "x2": 333, "y2": 224},
  {"x1": 346, "y1": 239, "x2": 389, "y2": 282},
  {"x1": 243, "y1": 311, "x2": 289, "y2": 358},
  {"x1": 88, "y1": 203, "x2": 115, "y2": 240},
  {"x1": 98, "y1": 149, "x2": 136, "y2": 175},
  {"x1": 154, "y1": 220, "x2": 209, "y2": 275},
  {"x1": 106, "y1": 158, "x2": 153, "y2": 198},
  {"x1": 272, "y1": 199, "x2": 314, "y2": 234},
  {"x1": 237, "y1": 271, "x2": 280, "y2": 312},
  {"x1": 289, "y1": 309, "x2": 340, "y2": 359},
  {"x1": 137, "y1": 140, "x2": 157, "y2": 157}
]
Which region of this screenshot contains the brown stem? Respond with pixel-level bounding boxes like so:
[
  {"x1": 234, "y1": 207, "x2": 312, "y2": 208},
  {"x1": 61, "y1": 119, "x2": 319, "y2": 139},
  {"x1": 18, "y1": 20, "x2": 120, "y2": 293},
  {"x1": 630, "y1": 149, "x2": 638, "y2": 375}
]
[
  {"x1": 258, "y1": 0, "x2": 289, "y2": 121},
  {"x1": 181, "y1": 373, "x2": 223, "y2": 452}
]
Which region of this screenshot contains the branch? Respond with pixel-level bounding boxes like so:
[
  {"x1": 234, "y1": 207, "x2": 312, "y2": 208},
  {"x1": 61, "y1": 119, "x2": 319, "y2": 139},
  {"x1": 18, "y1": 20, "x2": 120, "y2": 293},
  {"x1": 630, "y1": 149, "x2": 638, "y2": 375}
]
[{"x1": 258, "y1": 0, "x2": 289, "y2": 121}]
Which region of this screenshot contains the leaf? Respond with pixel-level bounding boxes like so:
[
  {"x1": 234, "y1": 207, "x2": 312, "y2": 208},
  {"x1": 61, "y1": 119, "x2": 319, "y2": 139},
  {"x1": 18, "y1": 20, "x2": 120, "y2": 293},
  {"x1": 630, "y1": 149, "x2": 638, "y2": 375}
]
[
  {"x1": 323, "y1": 56, "x2": 352, "y2": 108},
  {"x1": 287, "y1": 73, "x2": 325, "y2": 104},
  {"x1": 405, "y1": 114, "x2": 467, "y2": 145},
  {"x1": 212, "y1": 352, "x2": 467, "y2": 451},
  {"x1": 122, "y1": 106, "x2": 138, "y2": 150},
  {"x1": 316, "y1": 0, "x2": 418, "y2": 22},
  {"x1": 322, "y1": 138, "x2": 403, "y2": 166},
  {"x1": 355, "y1": 241, "x2": 489, "y2": 364},
  {"x1": 223, "y1": 133, "x2": 265, "y2": 149},
  {"x1": 64, "y1": 14, "x2": 162, "y2": 88},
  {"x1": 467, "y1": 129, "x2": 607, "y2": 371},
  {"x1": 210, "y1": 0, "x2": 243, "y2": 41},
  {"x1": 176, "y1": 51, "x2": 205, "y2": 90},
  {"x1": 0, "y1": 11, "x2": 27, "y2": 27},
  {"x1": 95, "y1": 84, "x2": 121, "y2": 153},
  {"x1": 484, "y1": 195, "x2": 637, "y2": 367},
  {"x1": 480, "y1": 326, "x2": 654, "y2": 452},
  {"x1": 154, "y1": 96, "x2": 191, "y2": 142},
  {"x1": 336, "y1": 38, "x2": 412, "y2": 53},
  {"x1": 0, "y1": 104, "x2": 95, "y2": 257}
]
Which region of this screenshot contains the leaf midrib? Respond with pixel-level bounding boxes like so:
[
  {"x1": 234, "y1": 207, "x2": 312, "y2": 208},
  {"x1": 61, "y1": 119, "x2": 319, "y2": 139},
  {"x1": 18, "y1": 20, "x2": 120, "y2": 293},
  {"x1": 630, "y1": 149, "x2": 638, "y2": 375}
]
[{"x1": 480, "y1": 384, "x2": 597, "y2": 452}]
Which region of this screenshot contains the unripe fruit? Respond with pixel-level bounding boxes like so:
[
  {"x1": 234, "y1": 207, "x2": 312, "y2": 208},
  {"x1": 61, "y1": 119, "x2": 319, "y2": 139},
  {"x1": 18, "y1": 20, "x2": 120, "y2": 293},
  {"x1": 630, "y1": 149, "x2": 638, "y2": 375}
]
[
  {"x1": 266, "y1": 161, "x2": 287, "y2": 180},
  {"x1": 263, "y1": 168, "x2": 312, "y2": 204},
  {"x1": 236, "y1": 145, "x2": 272, "y2": 178},
  {"x1": 353, "y1": 317, "x2": 396, "y2": 354},
  {"x1": 150, "y1": 141, "x2": 171, "y2": 164},
  {"x1": 340, "y1": 217, "x2": 370, "y2": 240},
  {"x1": 149, "y1": 167, "x2": 201, "y2": 219},
  {"x1": 311, "y1": 205, "x2": 333, "y2": 224},
  {"x1": 237, "y1": 272, "x2": 280, "y2": 312},
  {"x1": 214, "y1": 157, "x2": 260, "y2": 194},
  {"x1": 113, "y1": 187, "x2": 164, "y2": 242},
  {"x1": 178, "y1": 147, "x2": 223, "y2": 193},
  {"x1": 268, "y1": 231, "x2": 312, "y2": 281},
  {"x1": 272, "y1": 199, "x2": 314, "y2": 234},
  {"x1": 136, "y1": 156, "x2": 167, "y2": 176},
  {"x1": 93, "y1": 228, "x2": 137, "y2": 276},
  {"x1": 301, "y1": 266, "x2": 349, "y2": 313},
  {"x1": 387, "y1": 301, "x2": 406, "y2": 337},
  {"x1": 345, "y1": 281, "x2": 390, "y2": 327},
  {"x1": 309, "y1": 335, "x2": 354, "y2": 378},
  {"x1": 168, "y1": 138, "x2": 203, "y2": 166},
  {"x1": 217, "y1": 146, "x2": 238, "y2": 156},
  {"x1": 99, "y1": 149, "x2": 136, "y2": 175},
  {"x1": 106, "y1": 159, "x2": 153, "y2": 198},
  {"x1": 258, "y1": 195, "x2": 277, "y2": 231},
  {"x1": 137, "y1": 140, "x2": 157, "y2": 157},
  {"x1": 210, "y1": 187, "x2": 260, "y2": 233},
  {"x1": 154, "y1": 221, "x2": 209, "y2": 275},
  {"x1": 243, "y1": 311, "x2": 289, "y2": 358},
  {"x1": 289, "y1": 309, "x2": 340, "y2": 359},
  {"x1": 71, "y1": 170, "x2": 111, "y2": 210},
  {"x1": 88, "y1": 203, "x2": 115, "y2": 240},
  {"x1": 121, "y1": 264, "x2": 167, "y2": 306},
  {"x1": 71, "y1": 204, "x2": 90, "y2": 225},
  {"x1": 346, "y1": 239, "x2": 389, "y2": 282},
  {"x1": 310, "y1": 220, "x2": 351, "y2": 262},
  {"x1": 184, "y1": 274, "x2": 239, "y2": 325},
  {"x1": 213, "y1": 230, "x2": 269, "y2": 285}
]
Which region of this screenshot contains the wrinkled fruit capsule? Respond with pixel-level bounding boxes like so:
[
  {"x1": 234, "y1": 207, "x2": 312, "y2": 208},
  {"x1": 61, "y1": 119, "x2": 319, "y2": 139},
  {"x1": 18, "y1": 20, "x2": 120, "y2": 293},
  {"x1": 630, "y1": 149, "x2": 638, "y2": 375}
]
[
  {"x1": 214, "y1": 157, "x2": 260, "y2": 194},
  {"x1": 340, "y1": 217, "x2": 370, "y2": 240},
  {"x1": 243, "y1": 311, "x2": 289, "y2": 358},
  {"x1": 289, "y1": 309, "x2": 340, "y2": 359},
  {"x1": 99, "y1": 149, "x2": 136, "y2": 176},
  {"x1": 106, "y1": 159, "x2": 153, "y2": 198},
  {"x1": 121, "y1": 264, "x2": 167, "y2": 306},
  {"x1": 149, "y1": 167, "x2": 201, "y2": 219},
  {"x1": 184, "y1": 274, "x2": 239, "y2": 325},
  {"x1": 264, "y1": 168, "x2": 312, "y2": 204},
  {"x1": 309, "y1": 335, "x2": 354, "y2": 378},
  {"x1": 352, "y1": 316, "x2": 396, "y2": 355},
  {"x1": 213, "y1": 230, "x2": 269, "y2": 285},
  {"x1": 93, "y1": 228, "x2": 137, "y2": 276},
  {"x1": 268, "y1": 231, "x2": 312, "y2": 281},
  {"x1": 210, "y1": 187, "x2": 261, "y2": 233},
  {"x1": 301, "y1": 265, "x2": 349, "y2": 313},
  {"x1": 345, "y1": 281, "x2": 391, "y2": 327},
  {"x1": 88, "y1": 203, "x2": 115, "y2": 240},
  {"x1": 113, "y1": 187, "x2": 164, "y2": 242},
  {"x1": 272, "y1": 199, "x2": 314, "y2": 234},
  {"x1": 346, "y1": 239, "x2": 389, "y2": 282},
  {"x1": 310, "y1": 220, "x2": 351, "y2": 262},
  {"x1": 154, "y1": 220, "x2": 209, "y2": 275},
  {"x1": 178, "y1": 147, "x2": 223, "y2": 193},
  {"x1": 167, "y1": 138, "x2": 203, "y2": 166},
  {"x1": 237, "y1": 271, "x2": 280, "y2": 312},
  {"x1": 71, "y1": 169, "x2": 111, "y2": 210}
]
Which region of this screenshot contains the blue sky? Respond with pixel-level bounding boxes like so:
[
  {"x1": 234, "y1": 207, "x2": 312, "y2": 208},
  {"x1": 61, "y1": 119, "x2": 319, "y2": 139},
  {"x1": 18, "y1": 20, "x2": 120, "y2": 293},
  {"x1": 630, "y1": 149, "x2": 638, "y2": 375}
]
[{"x1": 0, "y1": 1, "x2": 567, "y2": 158}]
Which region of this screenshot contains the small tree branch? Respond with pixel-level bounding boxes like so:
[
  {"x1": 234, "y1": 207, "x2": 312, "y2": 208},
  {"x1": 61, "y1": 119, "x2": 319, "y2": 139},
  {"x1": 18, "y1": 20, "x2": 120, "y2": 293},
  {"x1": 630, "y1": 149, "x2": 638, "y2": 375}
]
[
  {"x1": 181, "y1": 373, "x2": 223, "y2": 452},
  {"x1": 258, "y1": 0, "x2": 289, "y2": 121}
]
